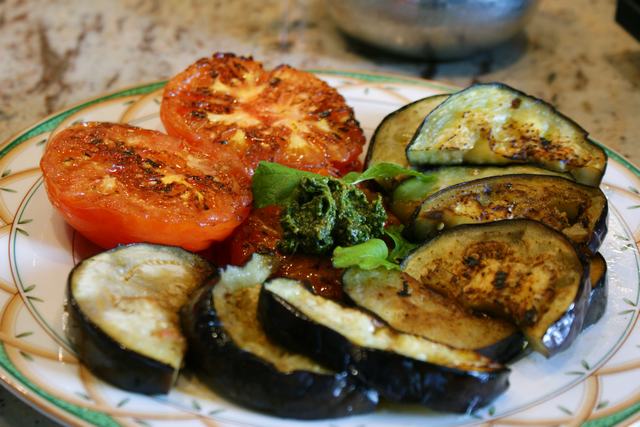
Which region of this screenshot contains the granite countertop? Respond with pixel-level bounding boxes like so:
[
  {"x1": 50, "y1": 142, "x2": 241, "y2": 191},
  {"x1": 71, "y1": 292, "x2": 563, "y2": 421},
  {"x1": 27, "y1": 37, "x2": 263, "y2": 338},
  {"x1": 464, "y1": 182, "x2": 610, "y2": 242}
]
[
  {"x1": 2, "y1": 0, "x2": 639, "y2": 164},
  {"x1": 0, "y1": 0, "x2": 638, "y2": 425}
]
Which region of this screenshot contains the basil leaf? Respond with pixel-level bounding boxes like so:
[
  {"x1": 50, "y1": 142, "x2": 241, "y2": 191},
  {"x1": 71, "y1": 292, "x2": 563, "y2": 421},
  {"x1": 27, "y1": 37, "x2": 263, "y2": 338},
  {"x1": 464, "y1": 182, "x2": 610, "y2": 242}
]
[
  {"x1": 385, "y1": 225, "x2": 418, "y2": 263},
  {"x1": 341, "y1": 162, "x2": 434, "y2": 185},
  {"x1": 252, "y1": 161, "x2": 327, "y2": 208},
  {"x1": 332, "y1": 239, "x2": 399, "y2": 270},
  {"x1": 253, "y1": 161, "x2": 434, "y2": 208}
]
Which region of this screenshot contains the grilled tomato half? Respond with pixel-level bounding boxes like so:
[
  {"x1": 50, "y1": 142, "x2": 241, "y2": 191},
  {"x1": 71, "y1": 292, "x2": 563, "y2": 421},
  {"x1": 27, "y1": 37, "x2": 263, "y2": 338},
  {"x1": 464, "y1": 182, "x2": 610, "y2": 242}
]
[
  {"x1": 160, "y1": 53, "x2": 366, "y2": 176},
  {"x1": 40, "y1": 122, "x2": 252, "y2": 251}
]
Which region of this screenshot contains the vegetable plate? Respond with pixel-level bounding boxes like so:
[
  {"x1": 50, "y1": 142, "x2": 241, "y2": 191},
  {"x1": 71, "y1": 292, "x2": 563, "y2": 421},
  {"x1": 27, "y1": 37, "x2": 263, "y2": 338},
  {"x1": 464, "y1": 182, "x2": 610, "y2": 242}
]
[{"x1": 0, "y1": 71, "x2": 639, "y2": 426}]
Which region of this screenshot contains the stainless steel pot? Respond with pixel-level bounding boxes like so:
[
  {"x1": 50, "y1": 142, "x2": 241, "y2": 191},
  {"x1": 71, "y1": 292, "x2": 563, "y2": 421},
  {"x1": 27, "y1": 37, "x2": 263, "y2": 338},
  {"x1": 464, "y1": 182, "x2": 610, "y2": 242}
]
[{"x1": 327, "y1": 0, "x2": 538, "y2": 60}]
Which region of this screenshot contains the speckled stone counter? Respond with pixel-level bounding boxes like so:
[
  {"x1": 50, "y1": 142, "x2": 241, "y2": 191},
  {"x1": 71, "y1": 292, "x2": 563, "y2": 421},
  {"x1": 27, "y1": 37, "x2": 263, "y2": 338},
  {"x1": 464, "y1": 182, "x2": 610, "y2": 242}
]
[{"x1": 0, "y1": 0, "x2": 638, "y2": 425}]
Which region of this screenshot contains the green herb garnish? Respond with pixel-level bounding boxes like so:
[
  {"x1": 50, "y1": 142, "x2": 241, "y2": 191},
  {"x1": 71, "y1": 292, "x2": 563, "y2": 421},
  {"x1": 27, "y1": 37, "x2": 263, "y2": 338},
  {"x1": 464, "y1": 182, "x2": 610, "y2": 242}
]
[
  {"x1": 279, "y1": 177, "x2": 386, "y2": 255},
  {"x1": 252, "y1": 161, "x2": 433, "y2": 208},
  {"x1": 330, "y1": 225, "x2": 417, "y2": 270},
  {"x1": 332, "y1": 239, "x2": 399, "y2": 270},
  {"x1": 341, "y1": 162, "x2": 434, "y2": 185},
  {"x1": 384, "y1": 225, "x2": 418, "y2": 263},
  {"x1": 251, "y1": 161, "x2": 432, "y2": 256},
  {"x1": 252, "y1": 162, "x2": 323, "y2": 208}
]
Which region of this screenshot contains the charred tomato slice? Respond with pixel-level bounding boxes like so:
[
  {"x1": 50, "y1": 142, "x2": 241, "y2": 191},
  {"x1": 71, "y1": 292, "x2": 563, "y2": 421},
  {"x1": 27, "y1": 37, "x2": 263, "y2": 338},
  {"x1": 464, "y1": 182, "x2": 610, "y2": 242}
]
[
  {"x1": 160, "y1": 53, "x2": 365, "y2": 176},
  {"x1": 40, "y1": 122, "x2": 252, "y2": 251}
]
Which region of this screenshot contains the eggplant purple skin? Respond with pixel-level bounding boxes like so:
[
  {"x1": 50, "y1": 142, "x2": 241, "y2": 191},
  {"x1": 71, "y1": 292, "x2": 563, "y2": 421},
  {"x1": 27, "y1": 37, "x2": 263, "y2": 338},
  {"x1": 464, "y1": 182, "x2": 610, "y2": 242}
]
[
  {"x1": 404, "y1": 174, "x2": 609, "y2": 256},
  {"x1": 476, "y1": 332, "x2": 526, "y2": 364},
  {"x1": 401, "y1": 219, "x2": 595, "y2": 357},
  {"x1": 180, "y1": 284, "x2": 378, "y2": 420},
  {"x1": 539, "y1": 256, "x2": 591, "y2": 356},
  {"x1": 349, "y1": 347, "x2": 508, "y2": 413},
  {"x1": 364, "y1": 94, "x2": 448, "y2": 169},
  {"x1": 583, "y1": 253, "x2": 608, "y2": 330},
  {"x1": 406, "y1": 83, "x2": 608, "y2": 187},
  {"x1": 258, "y1": 286, "x2": 510, "y2": 413},
  {"x1": 342, "y1": 288, "x2": 526, "y2": 364},
  {"x1": 586, "y1": 202, "x2": 609, "y2": 257},
  {"x1": 66, "y1": 271, "x2": 174, "y2": 395}
]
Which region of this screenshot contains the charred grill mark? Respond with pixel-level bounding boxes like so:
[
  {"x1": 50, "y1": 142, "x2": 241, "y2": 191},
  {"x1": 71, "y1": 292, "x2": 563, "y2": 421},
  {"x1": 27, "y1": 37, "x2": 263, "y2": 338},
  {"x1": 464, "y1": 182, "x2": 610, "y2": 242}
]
[
  {"x1": 493, "y1": 271, "x2": 508, "y2": 289},
  {"x1": 84, "y1": 133, "x2": 237, "y2": 208},
  {"x1": 201, "y1": 175, "x2": 229, "y2": 190},
  {"x1": 161, "y1": 183, "x2": 175, "y2": 193},
  {"x1": 232, "y1": 61, "x2": 249, "y2": 78},
  {"x1": 143, "y1": 158, "x2": 161, "y2": 168},
  {"x1": 196, "y1": 86, "x2": 213, "y2": 96},
  {"x1": 505, "y1": 128, "x2": 586, "y2": 167},
  {"x1": 523, "y1": 308, "x2": 538, "y2": 325},
  {"x1": 426, "y1": 210, "x2": 444, "y2": 220},
  {"x1": 397, "y1": 280, "x2": 411, "y2": 297},
  {"x1": 463, "y1": 256, "x2": 479, "y2": 267}
]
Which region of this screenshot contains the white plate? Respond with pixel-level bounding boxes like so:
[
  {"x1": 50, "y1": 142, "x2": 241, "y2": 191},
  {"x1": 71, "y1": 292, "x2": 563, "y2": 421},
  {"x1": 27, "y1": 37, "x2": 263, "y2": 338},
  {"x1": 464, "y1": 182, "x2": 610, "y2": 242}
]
[{"x1": 0, "y1": 72, "x2": 639, "y2": 427}]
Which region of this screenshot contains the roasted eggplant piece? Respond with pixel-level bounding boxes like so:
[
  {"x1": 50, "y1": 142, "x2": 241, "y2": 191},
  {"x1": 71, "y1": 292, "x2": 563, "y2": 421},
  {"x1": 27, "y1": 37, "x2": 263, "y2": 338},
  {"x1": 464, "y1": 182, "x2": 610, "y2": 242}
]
[
  {"x1": 180, "y1": 254, "x2": 378, "y2": 419},
  {"x1": 258, "y1": 278, "x2": 509, "y2": 413},
  {"x1": 66, "y1": 243, "x2": 213, "y2": 394},
  {"x1": 365, "y1": 94, "x2": 448, "y2": 171},
  {"x1": 365, "y1": 95, "x2": 447, "y2": 191},
  {"x1": 391, "y1": 165, "x2": 570, "y2": 223},
  {"x1": 342, "y1": 268, "x2": 525, "y2": 363},
  {"x1": 405, "y1": 83, "x2": 607, "y2": 186},
  {"x1": 584, "y1": 253, "x2": 608, "y2": 329},
  {"x1": 402, "y1": 220, "x2": 590, "y2": 357},
  {"x1": 406, "y1": 174, "x2": 608, "y2": 255}
]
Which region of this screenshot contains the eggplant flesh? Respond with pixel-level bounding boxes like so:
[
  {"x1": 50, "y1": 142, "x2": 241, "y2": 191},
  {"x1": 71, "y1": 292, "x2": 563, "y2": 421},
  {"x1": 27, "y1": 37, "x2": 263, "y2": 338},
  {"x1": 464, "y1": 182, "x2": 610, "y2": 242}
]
[
  {"x1": 391, "y1": 165, "x2": 570, "y2": 223},
  {"x1": 584, "y1": 253, "x2": 608, "y2": 329},
  {"x1": 259, "y1": 278, "x2": 509, "y2": 413},
  {"x1": 405, "y1": 83, "x2": 607, "y2": 186},
  {"x1": 180, "y1": 254, "x2": 378, "y2": 419},
  {"x1": 406, "y1": 174, "x2": 608, "y2": 255},
  {"x1": 342, "y1": 268, "x2": 525, "y2": 363},
  {"x1": 66, "y1": 243, "x2": 213, "y2": 394},
  {"x1": 365, "y1": 94, "x2": 448, "y2": 173},
  {"x1": 402, "y1": 220, "x2": 590, "y2": 357}
]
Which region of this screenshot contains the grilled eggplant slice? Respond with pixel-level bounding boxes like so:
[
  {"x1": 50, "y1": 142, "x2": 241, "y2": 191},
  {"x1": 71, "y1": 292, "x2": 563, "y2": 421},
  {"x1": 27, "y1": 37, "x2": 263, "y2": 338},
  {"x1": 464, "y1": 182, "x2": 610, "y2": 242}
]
[
  {"x1": 258, "y1": 278, "x2": 509, "y2": 413},
  {"x1": 342, "y1": 268, "x2": 525, "y2": 363},
  {"x1": 180, "y1": 254, "x2": 378, "y2": 419},
  {"x1": 406, "y1": 174, "x2": 608, "y2": 255},
  {"x1": 391, "y1": 165, "x2": 570, "y2": 223},
  {"x1": 406, "y1": 83, "x2": 607, "y2": 186},
  {"x1": 402, "y1": 220, "x2": 590, "y2": 357},
  {"x1": 364, "y1": 95, "x2": 448, "y2": 188},
  {"x1": 66, "y1": 243, "x2": 213, "y2": 394},
  {"x1": 584, "y1": 253, "x2": 608, "y2": 329}
]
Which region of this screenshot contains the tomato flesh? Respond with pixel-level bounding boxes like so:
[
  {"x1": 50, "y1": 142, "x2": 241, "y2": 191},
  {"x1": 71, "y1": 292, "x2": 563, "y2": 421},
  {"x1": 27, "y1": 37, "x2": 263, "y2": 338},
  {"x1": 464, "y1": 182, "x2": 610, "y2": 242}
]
[
  {"x1": 160, "y1": 53, "x2": 365, "y2": 176},
  {"x1": 227, "y1": 206, "x2": 344, "y2": 300},
  {"x1": 40, "y1": 122, "x2": 252, "y2": 251}
]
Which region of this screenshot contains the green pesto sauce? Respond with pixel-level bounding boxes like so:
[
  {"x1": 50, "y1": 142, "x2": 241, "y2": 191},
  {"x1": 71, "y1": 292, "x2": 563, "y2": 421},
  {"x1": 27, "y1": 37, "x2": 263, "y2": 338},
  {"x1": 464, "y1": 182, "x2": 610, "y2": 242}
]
[{"x1": 279, "y1": 177, "x2": 386, "y2": 255}]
